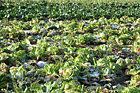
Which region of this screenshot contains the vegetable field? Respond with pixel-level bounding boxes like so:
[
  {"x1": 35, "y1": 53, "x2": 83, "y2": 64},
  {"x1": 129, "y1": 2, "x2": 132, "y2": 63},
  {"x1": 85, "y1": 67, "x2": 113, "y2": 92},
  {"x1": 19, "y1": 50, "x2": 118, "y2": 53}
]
[{"x1": 0, "y1": 1, "x2": 140, "y2": 93}]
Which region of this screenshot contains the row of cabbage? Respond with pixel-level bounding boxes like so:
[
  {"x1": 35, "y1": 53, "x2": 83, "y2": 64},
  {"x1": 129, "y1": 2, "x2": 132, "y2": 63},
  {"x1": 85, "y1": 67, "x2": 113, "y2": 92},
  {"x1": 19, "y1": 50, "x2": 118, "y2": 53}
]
[
  {"x1": 0, "y1": 16, "x2": 140, "y2": 92},
  {"x1": 0, "y1": 2, "x2": 140, "y2": 21}
]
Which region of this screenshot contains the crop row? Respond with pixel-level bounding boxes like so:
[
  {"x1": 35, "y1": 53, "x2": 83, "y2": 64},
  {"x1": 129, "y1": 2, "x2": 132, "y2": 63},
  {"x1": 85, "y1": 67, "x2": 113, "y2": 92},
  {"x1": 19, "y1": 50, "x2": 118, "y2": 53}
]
[
  {"x1": 0, "y1": 16, "x2": 140, "y2": 92},
  {"x1": 0, "y1": 2, "x2": 140, "y2": 21}
]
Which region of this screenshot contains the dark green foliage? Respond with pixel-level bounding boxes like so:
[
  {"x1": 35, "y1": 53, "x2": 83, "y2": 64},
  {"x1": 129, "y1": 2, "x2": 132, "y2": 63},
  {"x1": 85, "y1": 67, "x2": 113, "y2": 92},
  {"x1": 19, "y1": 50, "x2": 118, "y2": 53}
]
[{"x1": 0, "y1": 2, "x2": 140, "y2": 21}]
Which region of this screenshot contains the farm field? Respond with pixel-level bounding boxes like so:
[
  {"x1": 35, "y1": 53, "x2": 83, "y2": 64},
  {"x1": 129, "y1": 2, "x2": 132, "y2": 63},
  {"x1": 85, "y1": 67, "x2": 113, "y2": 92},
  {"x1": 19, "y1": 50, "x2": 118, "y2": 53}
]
[
  {"x1": 0, "y1": 1, "x2": 140, "y2": 93},
  {"x1": 2, "y1": 0, "x2": 140, "y2": 3}
]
